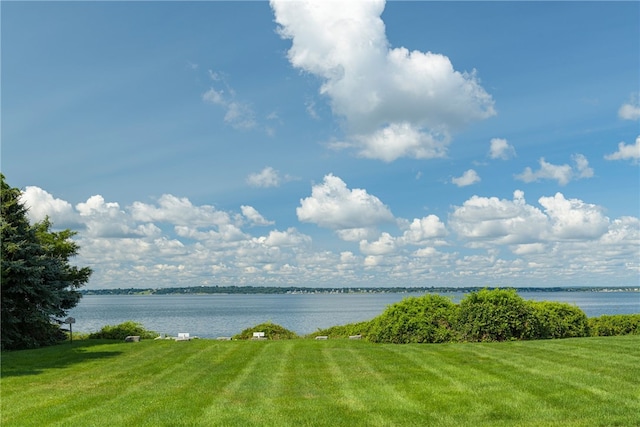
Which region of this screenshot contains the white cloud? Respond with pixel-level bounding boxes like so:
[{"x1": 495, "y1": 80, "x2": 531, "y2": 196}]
[
  {"x1": 305, "y1": 100, "x2": 320, "y2": 120},
  {"x1": 202, "y1": 71, "x2": 256, "y2": 130},
  {"x1": 572, "y1": 154, "x2": 594, "y2": 179},
  {"x1": 511, "y1": 243, "x2": 547, "y2": 255},
  {"x1": 255, "y1": 228, "x2": 311, "y2": 247},
  {"x1": 174, "y1": 223, "x2": 247, "y2": 244},
  {"x1": 516, "y1": 159, "x2": 572, "y2": 186},
  {"x1": 452, "y1": 169, "x2": 481, "y2": 187},
  {"x1": 246, "y1": 166, "x2": 294, "y2": 188},
  {"x1": 600, "y1": 216, "x2": 640, "y2": 246},
  {"x1": 604, "y1": 136, "x2": 640, "y2": 164},
  {"x1": 618, "y1": 93, "x2": 640, "y2": 121},
  {"x1": 20, "y1": 186, "x2": 77, "y2": 226},
  {"x1": 271, "y1": 0, "x2": 495, "y2": 162},
  {"x1": 202, "y1": 87, "x2": 225, "y2": 105},
  {"x1": 539, "y1": 193, "x2": 609, "y2": 240},
  {"x1": 16, "y1": 183, "x2": 638, "y2": 289},
  {"x1": 450, "y1": 190, "x2": 548, "y2": 245},
  {"x1": 515, "y1": 154, "x2": 593, "y2": 185},
  {"x1": 297, "y1": 174, "x2": 394, "y2": 231},
  {"x1": 224, "y1": 102, "x2": 256, "y2": 130},
  {"x1": 413, "y1": 247, "x2": 438, "y2": 258},
  {"x1": 353, "y1": 122, "x2": 449, "y2": 162},
  {"x1": 241, "y1": 205, "x2": 274, "y2": 226},
  {"x1": 399, "y1": 215, "x2": 448, "y2": 245},
  {"x1": 77, "y1": 195, "x2": 146, "y2": 238},
  {"x1": 359, "y1": 232, "x2": 396, "y2": 256},
  {"x1": 335, "y1": 227, "x2": 378, "y2": 242},
  {"x1": 489, "y1": 138, "x2": 516, "y2": 160},
  {"x1": 450, "y1": 190, "x2": 611, "y2": 247},
  {"x1": 76, "y1": 195, "x2": 121, "y2": 217},
  {"x1": 131, "y1": 194, "x2": 232, "y2": 228}
]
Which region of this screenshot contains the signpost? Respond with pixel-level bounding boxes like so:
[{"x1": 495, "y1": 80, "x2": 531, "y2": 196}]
[{"x1": 65, "y1": 317, "x2": 76, "y2": 343}]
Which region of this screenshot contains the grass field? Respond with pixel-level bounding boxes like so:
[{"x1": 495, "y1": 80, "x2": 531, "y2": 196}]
[{"x1": 2, "y1": 336, "x2": 639, "y2": 426}]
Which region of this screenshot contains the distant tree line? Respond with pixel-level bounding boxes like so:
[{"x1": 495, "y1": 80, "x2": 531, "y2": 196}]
[{"x1": 80, "y1": 285, "x2": 638, "y2": 296}]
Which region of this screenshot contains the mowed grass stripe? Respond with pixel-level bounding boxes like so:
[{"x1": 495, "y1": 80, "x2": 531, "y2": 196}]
[
  {"x1": 335, "y1": 344, "x2": 431, "y2": 423},
  {"x1": 383, "y1": 341, "x2": 631, "y2": 427},
  {"x1": 17, "y1": 341, "x2": 238, "y2": 427},
  {"x1": 512, "y1": 336, "x2": 640, "y2": 379},
  {"x1": 470, "y1": 340, "x2": 640, "y2": 425},
  {"x1": 272, "y1": 340, "x2": 367, "y2": 427},
  {"x1": 381, "y1": 344, "x2": 495, "y2": 424},
  {"x1": 383, "y1": 343, "x2": 543, "y2": 426},
  {"x1": 2, "y1": 336, "x2": 640, "y2": 426},
  {"x1": 202, "y1": 341, "x2": 296, "y2": 426},
  {"x1": 458, "y1": 339, "x2": 640, "y2": 426},
  {"x1": 1, "y1": 340, "x2": 180, "y2": 426},
  {"x1": 2, "y1": 340, "x2": 250, "y2": 427},
  {"x1": 75, "y1": 340, "x2": 240, "y2": 427}
]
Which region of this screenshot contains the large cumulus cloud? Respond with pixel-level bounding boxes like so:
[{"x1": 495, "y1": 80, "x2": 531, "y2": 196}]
[
  {"x1": 271, "y1": 0, "x2": 495, "y2": 161},
  {"x1": 296, "y1": 174, "x2": 394, "y2": 237}
]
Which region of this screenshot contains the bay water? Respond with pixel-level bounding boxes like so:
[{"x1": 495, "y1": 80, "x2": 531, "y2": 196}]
[{"x1": 67, "y1": 291, "x2": 639, "y2": 339}]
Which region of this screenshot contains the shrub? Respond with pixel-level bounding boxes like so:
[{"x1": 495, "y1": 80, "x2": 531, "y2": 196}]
[
  {"x1": 457, "y1": 288, "x2": 536, "y2": 342},
  {"x1": 88, "y1": 321, "x2": 159, "y2": 340},
  {"x1": 309, "y1": 320, "x2": 373, "y2": 339},
  {"x1": 529, "y1": 301, "x2": 589, "y2": 339},
  {"x1": 233, "y1": 322, "x2": 299, "y2": 340},
  {"x1": 367, "y1": 294, "x2": 458, "y2": 344},
  {"x1": 588, "y1": 314, "x2": 640, "y2": 336}
]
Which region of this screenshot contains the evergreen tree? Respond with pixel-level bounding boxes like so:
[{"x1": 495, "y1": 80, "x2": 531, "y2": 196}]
[{"x1": 1, "y1": 175, "x2": 92, "y2": 350}]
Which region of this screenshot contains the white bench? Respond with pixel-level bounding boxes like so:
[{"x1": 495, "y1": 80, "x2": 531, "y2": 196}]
[
  {"x1": 252, "y1": 332, "x2": 266, "y2": 340},
  {"x1": 176, "y1": 332, "x2": 191, "y2": 341},
  {"x1": 315, "y1": 336, "x2": 328, "y2": 340}
]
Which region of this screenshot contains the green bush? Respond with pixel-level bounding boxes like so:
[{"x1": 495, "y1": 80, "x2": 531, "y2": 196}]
[
  {"x1": 309, "y1": 320, "x2": 373, "y2": 339},
  {"x1": 367, "y1": 294, "x2": 458, "y2": 344},
  {"x1": 315, "y1": 289, "x2": 636, "y2": 345},
  {"x1": 588, "y1": 314, "x2": 640, "y2": 336},
  {"x1": 457, "y1": 289, "x2": 536, "y2": 342},
  {"x1": 233, "y1": 322, "x2": 299, "y2": 340},
  {"x1": 88, "y1": 321, "x2": 159, "y2": 340},
  {"x1": 529, "y1": 301, "x2": 589, "y2": 339}
]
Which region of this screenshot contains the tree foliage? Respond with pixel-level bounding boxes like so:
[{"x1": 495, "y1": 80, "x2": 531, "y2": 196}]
[
  {"x1": 1, "y1": 175, "x2": 92, "y2": 350},
  {"x1": 233, "y1": 322, "x2": 299, "y2": 340},
  {"x1": 589, "y1": 314, "x2": 640, "y2": 336},
  {"x1": 310, "y1": 320, "x2": 373, "y2": 339},
  {"x1": 88, "y1": 321, "x2": 159, "y2": 340},
  {"x1": 368, "y1": 294, "x2": 458, "y2": 343},
  {"x1": 529, "y1": 301, "x2": 589, "y2": 339},
  {"x1": 360, "y1": 289, "x2": 608, "y2": 344},
  {"x1": 456, "y1": 288, "x2": 537, "y2": 342}
]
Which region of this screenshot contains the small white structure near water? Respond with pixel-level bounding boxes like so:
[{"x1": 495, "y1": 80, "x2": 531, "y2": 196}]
[{"x1": 176, "y1": 332, "x2": 191, "y2": 341}]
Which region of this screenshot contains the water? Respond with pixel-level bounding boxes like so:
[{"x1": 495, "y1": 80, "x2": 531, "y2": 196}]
[{"x1": 67, "y1": 291, "x2": 640, "y2": 339}]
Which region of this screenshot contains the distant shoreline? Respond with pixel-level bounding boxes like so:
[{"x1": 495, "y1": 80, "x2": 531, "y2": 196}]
[{"x1": 80, "y1": 285, "x2": 640, "y2": 296}]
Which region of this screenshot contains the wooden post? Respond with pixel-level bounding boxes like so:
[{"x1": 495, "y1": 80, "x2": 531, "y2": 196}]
[{"x1": 65, "y1": 317, "x2": 76, "y2": 344}]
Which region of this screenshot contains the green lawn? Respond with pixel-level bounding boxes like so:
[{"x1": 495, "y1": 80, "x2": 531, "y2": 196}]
[{"x1": 2, "y1": 336, "x2": 639, "y2": 426}]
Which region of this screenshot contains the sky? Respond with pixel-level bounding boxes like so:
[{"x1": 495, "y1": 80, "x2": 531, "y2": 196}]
[{"x1": 2, "y1": 1, "x2": 639, "y2": 289}]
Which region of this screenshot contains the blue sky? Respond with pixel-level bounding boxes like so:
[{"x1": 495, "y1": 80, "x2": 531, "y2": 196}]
[{"x1": 3, "y1": 1, "x2": 639, "y2": 289}]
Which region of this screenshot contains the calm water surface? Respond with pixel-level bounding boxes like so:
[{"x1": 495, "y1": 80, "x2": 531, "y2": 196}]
[{"x1": 68, "y1": 291, "x2": 640, "y2": 338}]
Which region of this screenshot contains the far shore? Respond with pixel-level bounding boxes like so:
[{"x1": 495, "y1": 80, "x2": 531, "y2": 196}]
[{"x1": 80, "y1": 285, "x2": 640, "y2": 296}]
